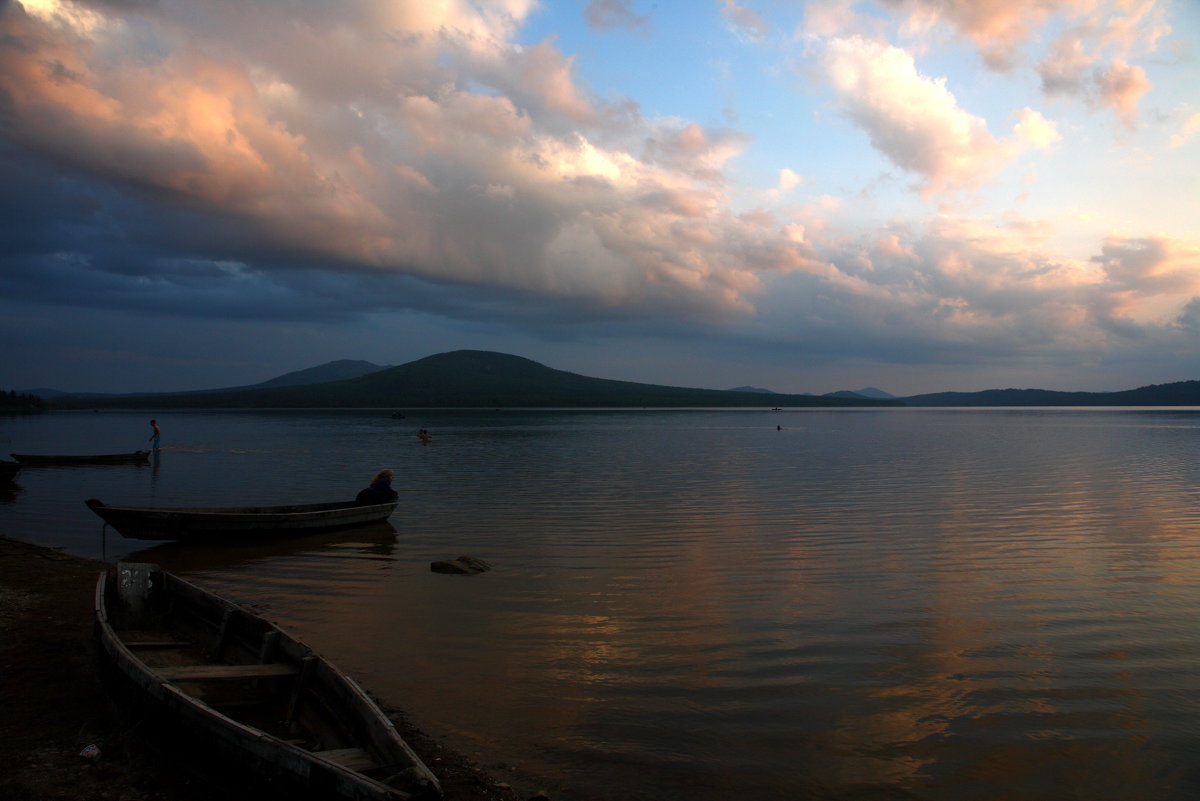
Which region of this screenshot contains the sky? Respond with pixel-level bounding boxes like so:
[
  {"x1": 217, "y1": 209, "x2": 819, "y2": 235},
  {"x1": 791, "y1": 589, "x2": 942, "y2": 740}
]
[{"x1": 0, "y1": 0, "x2": 1197, "y2": 397}]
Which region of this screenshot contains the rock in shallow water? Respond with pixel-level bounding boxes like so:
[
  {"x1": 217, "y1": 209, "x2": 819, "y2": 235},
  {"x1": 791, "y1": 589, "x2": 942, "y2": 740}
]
[{"x1": 430, "y1": 555, "x2": 492, "y2": 574}]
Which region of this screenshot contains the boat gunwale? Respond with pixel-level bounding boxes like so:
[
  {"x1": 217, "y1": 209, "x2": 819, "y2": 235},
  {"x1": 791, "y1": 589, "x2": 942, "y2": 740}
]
[
  {"x1": 12, "y1": 450, "x2": 151, "y2": 464},
  {"x1": 85, "y1": 498, "x2": 398, "y2": 539},
  {"x1": 94, "y1": 567, "x2": 441, "y2": 799},
  {"x1": 89, "y1": 498, "x2": 397, "y2": 517}
]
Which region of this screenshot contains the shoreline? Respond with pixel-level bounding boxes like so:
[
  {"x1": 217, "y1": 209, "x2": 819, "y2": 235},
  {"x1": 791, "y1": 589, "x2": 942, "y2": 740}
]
[{"x1": 0, "y1": 532, "x2": 561, "y2": 801}]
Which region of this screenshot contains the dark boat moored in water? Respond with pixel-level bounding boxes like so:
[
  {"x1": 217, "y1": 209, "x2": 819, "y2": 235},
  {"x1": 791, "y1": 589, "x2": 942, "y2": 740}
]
[
  {"x1": 0, "y1": 459, "x2": 20, "y2": 480},
  {"x1": 11, "y1": 450, "x2": 151, "y2": 465},
  {"x1": 86, "y1": 498, "x2": 397, "y2": 540},
  {"x1": 95, "y1": 563, "x2": 441, "y2": 800}
]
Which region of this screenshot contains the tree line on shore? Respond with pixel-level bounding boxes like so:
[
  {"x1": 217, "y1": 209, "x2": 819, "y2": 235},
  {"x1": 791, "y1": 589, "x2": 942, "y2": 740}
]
[{"x1": 1, "y1": 390, "x2": 45, "y2": 412}]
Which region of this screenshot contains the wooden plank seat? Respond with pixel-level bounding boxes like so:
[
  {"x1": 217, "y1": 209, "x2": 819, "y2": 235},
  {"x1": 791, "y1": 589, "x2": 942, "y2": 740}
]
[
  {"x1": 207, "y1": 697, "x2": 275, "y2": 711},
  {"x1": 125, "y1": 640, "x2": 193, "y2": 649},
  {"x1": 314, "y1": 747, "x2": 378, "y2": 772},
  {"x1": 157, "y1": 663, "x2": 298, "y2": 681}
]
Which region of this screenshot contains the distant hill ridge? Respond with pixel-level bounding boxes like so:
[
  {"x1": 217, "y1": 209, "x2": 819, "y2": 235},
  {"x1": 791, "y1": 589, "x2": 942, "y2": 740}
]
[
  {"x1": 33, "y1": 351, "x2": 1200, "y2": 408},
  {"x1": 252, "y1": 359, "x2": 389, "y2": 389},
  {"x1": 898, "y1": 381, "x2": 1200, "y2": 406},
  {"x1": 846, "y1": 387, "x2": 895, "y2": 399},
  {"x1": 23, "y1": 359, "x2": 389, "y2": 399},
  {"x1": 825, "y1": 388, "x2": 897, "y2": 400},
  {"x1": 46, "y1": 350, "x2": 898, "y2": 410}
]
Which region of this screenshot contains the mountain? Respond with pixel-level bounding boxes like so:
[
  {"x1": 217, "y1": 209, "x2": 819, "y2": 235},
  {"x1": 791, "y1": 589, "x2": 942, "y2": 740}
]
[
  {"x1": 727, "y1": 385, "x2": 777, "y2": 394},
  {"x1": 249, "y1": 360, "x2": 389, "y2": 388},
  {"x1": 36, "y1": 352, "x2": 1199, "y2": 409},
  {"x1": 22, "y1": 360, "x2": 388, "y2": 399},
  {"x1": 825, "y1": 387, "x2": 896, "y2": 400},
  {"x1": 48, "y1": 351, "x2": 900, "y2": 410},
  {"x1": 898, "y1": 381, "x2": 1200, "y2": 406},
  {"x1": 850, "y1": 387, "x2": 894, "y2": 399}
]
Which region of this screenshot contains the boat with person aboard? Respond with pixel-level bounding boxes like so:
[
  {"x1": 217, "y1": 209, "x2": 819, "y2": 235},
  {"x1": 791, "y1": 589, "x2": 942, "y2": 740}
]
[{"x1": 86, "y1": 497, "x2": 397, "y2": 540}]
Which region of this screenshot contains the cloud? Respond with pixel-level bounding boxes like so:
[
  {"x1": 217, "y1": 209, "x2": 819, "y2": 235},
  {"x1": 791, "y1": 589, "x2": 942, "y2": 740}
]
[
  {"x1": 1012, "y1": 108, "x2": 1061, "y2": 149},
  {"x1": 584, "y1": 0, "x2": 649, "y2": 33},
  {"x1": 1036, "y1": 31, "x2": 1094, "y2": 95},
  {"x1": 1091, "y1": 236, "x2": 1200, "y2": 305},
  {"x1": 720, "y1": 0, "x2": 769, "y2": 43},
  {"x1": 820, "y1": 36, "x2": 1018, "y2": 198},
  {"x1": 1169, "y1": 113, "x2": 1200, "y2": 148},
  {"x1": 1, "y1": 0, "x2": 1195, "y2": 396},
  {"x1": 1095, "y1": 58, "x2": 1152, "y2": 129},
  {"x1": 514, "y1": 40, "x2": 600, "y2": 124},
  {"x1": 1080, "y1": 236, "x2": 1200, "y2": 338},
  {"x1": 1177, "y1": 297, "x2": 1200, "y2": 334},
  {"x1": 743, "y1": 215, "x2": 1200, "y2": 380},
  {"x1": 766, "y1": 168, "x2": 806, "y2": 201},
  {"x1": 0, "y1": 0, "x2": 793, "y2": 324},
  {"x1": 801, "y1": 0, "x2": 876, "y2": 39},
  {"x1": 1036, "y1": 2, "x2": 1168, "y2": 128},
  {"x1": 889, "y1": 0, "x2": 1168, "y2": 66},
  {"x1": 777, "y1": 168, "x2": 804, "y2": 192},
  {"x1": 1039, "y1": 45, "x2": 1153, "y2": 129},
  {"x1": 887, "y1": 0, "x2": 1068, "y2": 71},
  {"x1": 878, "y1": 0, "x2": 1168, "y2": 128},
  {"x1": 6, "y1": 115, "x2": 1198, "y2": 391}
]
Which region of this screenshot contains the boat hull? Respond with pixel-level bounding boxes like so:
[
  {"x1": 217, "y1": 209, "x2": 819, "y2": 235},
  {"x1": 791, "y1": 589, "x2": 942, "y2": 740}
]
[
  {"x1": 12, "y1": 450, "x2": 151, "y2": 465},
  {"x1": 86, "y1": 498, "x2": 397, "y2": 540},
  {"x1": 94, "y1": 564, "x2": 440, "y2": 801}
]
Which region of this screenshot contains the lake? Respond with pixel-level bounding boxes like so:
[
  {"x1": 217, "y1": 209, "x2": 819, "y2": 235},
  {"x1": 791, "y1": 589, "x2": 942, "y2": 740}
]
[{"x1": 3, "y1": 407, "x2": 1200, "y2": 800}]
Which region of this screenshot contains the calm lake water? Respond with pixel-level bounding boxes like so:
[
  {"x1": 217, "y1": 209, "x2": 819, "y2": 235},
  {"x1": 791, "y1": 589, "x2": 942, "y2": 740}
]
[{"x1": 4, "y1": 407, "x2": 1200, "y2": 800}]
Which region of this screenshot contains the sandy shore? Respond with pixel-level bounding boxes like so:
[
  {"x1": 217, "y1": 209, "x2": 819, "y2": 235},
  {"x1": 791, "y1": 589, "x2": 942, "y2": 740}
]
[{"x1": 0, "y1": 532, "x2": 559, "y2": 801}]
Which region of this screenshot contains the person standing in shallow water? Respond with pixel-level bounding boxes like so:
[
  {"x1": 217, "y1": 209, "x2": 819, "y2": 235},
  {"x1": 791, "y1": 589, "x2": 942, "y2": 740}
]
[{"x1": 148, "y1": 419, "x2": 161, "y2": 451}]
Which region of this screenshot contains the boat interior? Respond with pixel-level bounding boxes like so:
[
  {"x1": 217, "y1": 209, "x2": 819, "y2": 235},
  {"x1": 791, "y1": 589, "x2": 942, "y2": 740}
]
[{"x1": 98, "y1": 566, "x2": 431, "y2": 796}]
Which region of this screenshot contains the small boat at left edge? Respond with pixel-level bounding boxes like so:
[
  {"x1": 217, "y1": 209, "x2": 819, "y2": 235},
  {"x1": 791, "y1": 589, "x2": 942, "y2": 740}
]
[
  {"x1": 0, "y1": 459, "x2": 21, "y2": 480},
  {"x1": 11, "y1": 450, "x2": 152, "y2": 465},
  {"x1": 95, "y1": 562, "x2": 442, "y2": 800}
]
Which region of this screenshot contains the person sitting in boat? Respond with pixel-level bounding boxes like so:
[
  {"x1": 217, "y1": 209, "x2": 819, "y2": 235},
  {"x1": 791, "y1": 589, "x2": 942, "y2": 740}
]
[{"x1": 356, "y1": 468, "x2": 399, "y2": 504}]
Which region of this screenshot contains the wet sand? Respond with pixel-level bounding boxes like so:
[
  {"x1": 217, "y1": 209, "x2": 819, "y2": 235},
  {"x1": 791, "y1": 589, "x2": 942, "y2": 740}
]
[{"x1": 0, "y1": 532, "x2": 558, "y2": 801}]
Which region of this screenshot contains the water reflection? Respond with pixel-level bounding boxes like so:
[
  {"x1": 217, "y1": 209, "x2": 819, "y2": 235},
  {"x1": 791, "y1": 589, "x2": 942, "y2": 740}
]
[
  {"x1": 126, "y1": 520, "x2": 398, "y2": 573},
  {"x1": 0, "y1": 480, "x2": 22, "y2": 505},
  {"x1": 4, "y1": 408, "x2": 1200, "y2": 800}
]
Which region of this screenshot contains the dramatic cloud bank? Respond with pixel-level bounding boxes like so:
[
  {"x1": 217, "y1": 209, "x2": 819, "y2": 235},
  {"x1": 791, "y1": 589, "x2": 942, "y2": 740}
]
[{"x1": 0, "y1": 0, "x2": 1195, "y2": 394}]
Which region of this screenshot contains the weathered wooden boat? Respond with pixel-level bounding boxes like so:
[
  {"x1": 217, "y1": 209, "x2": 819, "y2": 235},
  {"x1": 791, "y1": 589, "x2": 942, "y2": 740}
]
[
  {"x1": 86, "y1": 497, "x2": 397, "y2": 541},
  {"x1": 95, "y1": 562, "x2": 441, "y2": 800},
  {"x1": 0, "y1": 459, "x2": 20, "y2": 480},
  {"x1": 11, "y1": 450, "x2": 151, "y2": 465}
]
